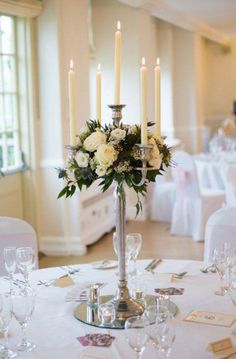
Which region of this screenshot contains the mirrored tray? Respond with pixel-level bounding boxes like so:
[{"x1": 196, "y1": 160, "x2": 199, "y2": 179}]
[{"x1": 74, "y1": 294, "x2": 178, "y2": 329}]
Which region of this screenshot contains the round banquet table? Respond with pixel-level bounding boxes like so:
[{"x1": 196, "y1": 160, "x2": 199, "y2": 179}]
[{"x1": 2, "y1": 259, "x2": 236, "y2": 359}]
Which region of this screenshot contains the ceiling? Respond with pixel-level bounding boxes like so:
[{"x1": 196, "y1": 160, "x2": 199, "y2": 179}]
[{"x1": 163, "y1": 0, "x2": 236, "y2": 36}]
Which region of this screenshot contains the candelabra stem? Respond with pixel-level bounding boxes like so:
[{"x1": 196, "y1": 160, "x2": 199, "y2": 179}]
[{"x1": 111, "y1": 182, "x2": 144, "y2": 326}]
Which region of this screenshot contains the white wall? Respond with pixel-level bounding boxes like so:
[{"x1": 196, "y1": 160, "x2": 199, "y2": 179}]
[{"x1": 90, "y1": 0, "x2": 159, "y2": 126}]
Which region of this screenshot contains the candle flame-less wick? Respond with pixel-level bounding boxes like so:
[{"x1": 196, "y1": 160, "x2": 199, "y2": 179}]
[
  {"x1": 117, "y1": 21, "x2": 121, "y2": 31},
  {"x1": 142, "y1": 57, "x2": 146, "y2": 66},
  {"x1": 70, "y1": 59, "x2": 74, "y2": 70},
  {"x1": 156, "y1": 57, "x2": 160, "y2": 66},
  {"x1": 97, "y1": 63, "x2": 101, "y2": 71}
]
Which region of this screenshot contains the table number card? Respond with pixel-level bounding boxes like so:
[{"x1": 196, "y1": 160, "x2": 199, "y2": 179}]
[
  {"x1": 185, "y1": 310, "x2": 236, "y2": 327},
  {"x1": 206, "y1": 337, "x2": 236, "y2": 357}
]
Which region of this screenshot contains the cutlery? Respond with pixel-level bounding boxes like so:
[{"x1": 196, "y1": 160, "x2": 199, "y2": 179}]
[
  {"x1": 200, "y1": 264, "x2": 216, "y2": 273},
  {"x1": 145, "y1": 259, "x2": 158, "y2": 271},
  {"x1": 37, "y1": 274, "x2": 68, "y2": 286},
  {"x1": 60, "y1": 266, "x2": 80, "y2": 275},
  {"x1": 146, "y1": 259, "x2": 162, "y2": 272}
]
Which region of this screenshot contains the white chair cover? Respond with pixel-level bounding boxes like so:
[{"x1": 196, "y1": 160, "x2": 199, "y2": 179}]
[
  {"x1": 204, "y1": 207, "x2": 236, "y2": 262},
  {"x1": 171, "y1": 151, "x2": 225, "y2": 241},
  {"x1": 150, "y1": 177, "x2": 176, "y2": 223},
  {"x1": 224, "y1": 166, "x2": 236, "y2": 207},
  {"x1": 0, "y1": 217, "x2": 38, "y2": 275}
]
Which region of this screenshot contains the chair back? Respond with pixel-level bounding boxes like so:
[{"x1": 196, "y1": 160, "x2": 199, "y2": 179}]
[
  {"x1": 0, "y1": 217, "x2": 38, "y2": 275},
  {"x1": 204, "y1": 207, "x2": 236, "y2": 262},
  {"x1": 225, "y1": 166, "x2": 236, "y2": 207},
  {"x1": 171, "y1": 151, "x2": 200, "y2": 198}
]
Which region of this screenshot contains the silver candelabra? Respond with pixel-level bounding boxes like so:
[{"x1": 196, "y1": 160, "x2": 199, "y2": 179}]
[{"x1": 70, "y1": 104, "x2": 158, "y2": 329}]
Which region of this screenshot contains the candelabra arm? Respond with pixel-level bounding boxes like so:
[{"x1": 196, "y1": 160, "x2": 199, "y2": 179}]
[{"x1": 131, "y1": 144, "x2": 153, "y2": 187}]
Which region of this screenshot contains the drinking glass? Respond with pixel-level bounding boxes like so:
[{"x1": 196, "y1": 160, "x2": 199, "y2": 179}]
[
  {"x1": 126, "y1": 233, "x2": 142, "y2": 278},
  {"x1": 0, "y1": 293, "x2": 18, "y2": 358},
  {"x1": 156, "y1": 314, "x2": 176, "y2": 358},
  {"x1": 16, "y1": 247, "x2": 35, "y2": 286},
  {"x1": 212, "y1": 248, "x2": 228, "y2": 296},
  {"x1": 11, "y1": 287, "x2": 36, "y2": 352},
  {"x1": 124, "y1": 315, "x2": 149, "y2": 358},
  {"x1": 4, "y1": 247, "x2": 17, "y2": 292},
  {"x1": 112, "y1": 232, "x2": 133, "y2": 267},
  {"x1": 145, "y1": 305, "x2": 170, "y2": 349}
]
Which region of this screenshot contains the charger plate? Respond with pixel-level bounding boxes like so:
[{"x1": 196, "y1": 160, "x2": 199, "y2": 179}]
[{"x1": 74, "y1": 294, "x2": 178, "y2": 329}]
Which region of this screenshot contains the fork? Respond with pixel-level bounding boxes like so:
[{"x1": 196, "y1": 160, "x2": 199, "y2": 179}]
[{"x1": 60, "y1": 266, "x2": 80, "y2": 275}]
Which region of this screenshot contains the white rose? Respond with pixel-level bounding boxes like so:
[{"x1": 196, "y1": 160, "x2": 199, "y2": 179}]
[
  {"x1": 96, "y1": 144, "x2": 118, "y2": 168},
  {"x1": 148, "y1": 137, "x2": 163, "y2": 169},
  {"x1": 75, "y1": 151, "x2": 89, "y2": 168},
  {"x1": 110, "y1": 128, "x2": 126, "y2": 142},
  {"x1": 83, "y1": 131, "x2": 106, "y2": 152},
  {"x1": 95, "y1": 165, "x2": 107, "y2": 176},
  {"x1": 79, "y1": 124, "x2": 90, "y2": 137}
]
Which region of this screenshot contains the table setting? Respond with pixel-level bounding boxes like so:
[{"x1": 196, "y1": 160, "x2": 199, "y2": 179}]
[{"x1": 2, "y1": 244, "x2": 236, "y2": 358}]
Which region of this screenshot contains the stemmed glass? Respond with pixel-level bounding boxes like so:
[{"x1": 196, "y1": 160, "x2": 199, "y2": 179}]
[
  {"x1": 4, "y1": 247, "x2": 17, "y2": 293},
  {"x1": 11, "y1": 287, "x2": 36, "y2": 352},
  {"x1": 126, "y1": 233, "x2": 142, "y2": 278},
  {"x1": 16, "y1": 247, "x2": 35, "y2": 287},
  {"x1": 112, "y1": 232, "x2": 133, "y2": 267},
  {"x1": 124, "y1": 315, "x2": 149, "y2": 358},
  {"x1": 145, "y1": 305, "x2": 169, "y2": 349},
  {"x1": 0, "y1": 293, "x2": 18, "y2": 358},
  {"x1": 212, "y1": 248, "x2": 228, "y2": 296}
]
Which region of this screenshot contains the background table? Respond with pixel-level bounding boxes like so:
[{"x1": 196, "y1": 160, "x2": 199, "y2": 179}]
[{"x1": 1, "y1": 259, "x2": 236, "y2": 359}]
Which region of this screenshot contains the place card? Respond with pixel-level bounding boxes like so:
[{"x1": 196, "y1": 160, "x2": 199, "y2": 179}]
[
  {"x1": 77, "y1": 334, "x2": 115, "y2": 348},
  {"x1": 206, "y1": 337, "x2": 236, "y2": 357},
  {"x1": 54, "y1": 275, "x2": 75, "y2": 287},
  {"x1": 185, "y1": 310, "x2": 236, "y2": 327},
  {"x1": 155, "y1": 287, "x2": 184, "y2": 295}
]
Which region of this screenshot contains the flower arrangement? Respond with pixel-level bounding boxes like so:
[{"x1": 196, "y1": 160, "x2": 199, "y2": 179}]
[{"x1": 57, "y1": 120, "x2": 172, "y2": 214}]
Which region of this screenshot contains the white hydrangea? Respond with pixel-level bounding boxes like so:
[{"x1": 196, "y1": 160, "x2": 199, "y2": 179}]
[
  {"x1": 95, "y1": 144, "x2": 118, "y2": 168},
  {"x1": 129, "y1": 125, "x2": 138, "y2": 134},
  {"x1": 83, "y1": 131, "x2": 106, "y2": 152},
  {"x1": 110, "y1": 128, "x2": 126, "y2": 142},
  {"x1": 75, "y1": 151, "x2": 89, "y2": 168}
]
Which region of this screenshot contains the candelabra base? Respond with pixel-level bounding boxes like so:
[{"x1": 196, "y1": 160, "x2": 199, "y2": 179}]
[{"x1": 74, "y1": 294, "x2": 178, "y2": 329}]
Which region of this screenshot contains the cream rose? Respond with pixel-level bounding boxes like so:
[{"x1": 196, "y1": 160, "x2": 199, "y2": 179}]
[
  {"x1": 76, "y1": 151, "x2": 89, "y2": 168},
  {"x1": 95, "y1": 144, "x2": 118, "y2": 168},
  {"x1": 148, "y1": 137, "x2": 163, "y2": 169},
  {"x1": 83, "y1": 131, "x2": 106, "y2": 152},
  {"x1": 110, "y1": 128, "x2": 126, "y2": 142}
]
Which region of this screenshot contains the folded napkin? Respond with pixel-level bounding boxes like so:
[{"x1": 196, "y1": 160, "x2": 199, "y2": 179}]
[{"x1": 54, "y1": 275, "x2": 75, "y2": 288}]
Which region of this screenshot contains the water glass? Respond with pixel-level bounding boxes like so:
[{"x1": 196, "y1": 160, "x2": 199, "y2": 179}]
[
  {"x1": 145, "y1": 305, "x2": 170, "y2": 348},
  {"x1": 212, "y1": 248, "x2": 228, "y2": 296},
  {"x1": 126, "y1": 233, "x2": 142, "y2": 278},
  {"x1": 0, "y1": 293, "x2": 17, "y2": 358},
  {"x1": 11, "y1": 287, "x2": 36, "y2": 352},
  {"x1": 16, "y1": 247, "x2": 35, "y2": 286},
  {"x1": 4, "y1": 247, "x2": 17, "y2": 292},
  {"x1": 124, "y1": 315, "x2": 149, "y2": 358}
]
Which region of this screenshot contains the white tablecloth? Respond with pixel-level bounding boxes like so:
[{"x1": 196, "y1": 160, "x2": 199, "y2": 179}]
[
  {"x1": 194, "y1": 153, "x2": 236, "y2": 191},
  {"x1": 2, "y1": 259, "x2": 236, "y2": 359}
]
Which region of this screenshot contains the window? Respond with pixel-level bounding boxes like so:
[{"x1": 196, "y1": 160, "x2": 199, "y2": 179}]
[{"x1": 0, "y1": 14, "x2": 23, "y2": 172}]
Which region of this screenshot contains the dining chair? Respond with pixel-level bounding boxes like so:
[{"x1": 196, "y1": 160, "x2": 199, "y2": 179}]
[
  {"x1": 204, "y1": 207, "x2": 236, "y2": 262},
  {"x1": 150, "y1": 174, "x2": 176, "y2": 223},
  {"x1": 224, "y1": 165, "x2": 236, "y2": 207},
  {"x1": 170, "y1": 151, "x2": 225, "y2": 241},
  {"x1": 0, "y1": 217, "x2": 38, "y2": 275}
]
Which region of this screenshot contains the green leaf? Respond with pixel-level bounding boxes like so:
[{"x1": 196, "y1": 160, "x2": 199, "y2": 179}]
[{"x1": 57, "y1": 186, "x2": 68, "y2": 199}]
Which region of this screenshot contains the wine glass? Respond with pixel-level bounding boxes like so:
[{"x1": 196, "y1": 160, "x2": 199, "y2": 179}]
[
  {"x1": 126, "y1": 233, "x2": 142, "y2": 278},
  {"x1": 11, "y1": 287, "x2": 36, "y2": 352},
  {"x1": 112, "y1": 232, "x2": 133, "y2": 264},
  {"x1": 156, "y1": 314, "x2": 176, "y2": 358},
  {"x1": 124, "y1": 315, "x2": 149, "y2": 358},
  {"x1": 0, "y1": 293, "x2": 18, "y2": 358},
  {"x1": 145, "y1": 305, "x2": 170, "y2": 350},
  {"x1": 212, "y1": 248, "x2": 228, "y2": 296},
  {"x1": 16, "y1": 247, "x2": 35, "y2": 286},
  {"x1": 4, "y1": 247, "x2": 17, "y2": 293}
]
